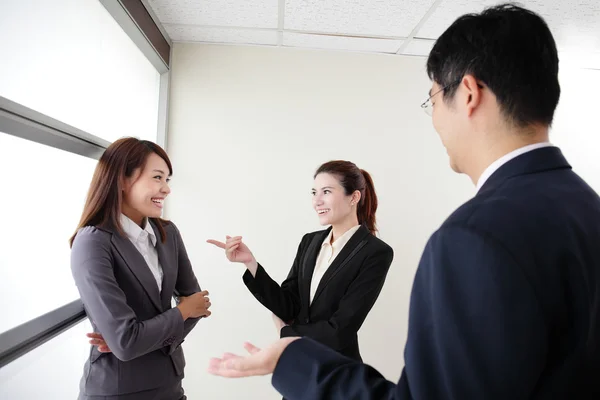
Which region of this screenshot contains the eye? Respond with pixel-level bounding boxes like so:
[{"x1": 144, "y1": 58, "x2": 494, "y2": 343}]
[
  {"x1": 154, "y1": 175, "x2": 162, "y2": 180},
  {"x1": 166, "y1": 177, "x2": 171, "y2": 183},
  {"x1": 311, "y1": 191, "x2": 316, "y2": 196},
  {"x1": 323, "y1": 190, "x2": 331, "y2": 194}
]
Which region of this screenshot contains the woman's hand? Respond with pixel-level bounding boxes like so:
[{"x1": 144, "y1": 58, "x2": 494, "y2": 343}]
[
  {"x1": 207, "y1": 236, "x2": 258, "y2": 275},
  {"x1": 86, "y1": 332, "x2": 111, "y2": 353},
  {"x1": 177, "y1": 290, "x2": 212, "y2": 320}
]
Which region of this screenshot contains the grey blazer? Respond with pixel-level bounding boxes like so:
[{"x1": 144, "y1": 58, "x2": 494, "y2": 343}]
[{"x1": 71, "y1": 219, "x2": 201, "y2": 398}]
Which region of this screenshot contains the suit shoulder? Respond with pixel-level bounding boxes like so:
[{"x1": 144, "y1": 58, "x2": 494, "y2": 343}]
[
  {"x1": 440, "y1": 186, "x2": 554, "y2": 241},
  {"x1": 72, "y1": 225, "x2": 112, "y2": 248},
  {"x1": 71, "y1": 226, "x2": 113, "y2": 273},
  {"x1": 366, "y1": 234, "x2": 394, "y2": 257},
  {"x1": 442, "y1": 191, "x2": 516, "y2": 228}
]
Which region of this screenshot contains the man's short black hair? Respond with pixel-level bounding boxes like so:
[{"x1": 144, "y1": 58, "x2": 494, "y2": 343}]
[{"x1": 426, "y1": 3, "x2": 560, "y2": 127}]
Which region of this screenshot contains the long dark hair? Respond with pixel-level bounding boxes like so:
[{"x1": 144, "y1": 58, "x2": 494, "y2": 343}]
[
  {"x1": 315, "y1": 160, "x2": 378, "y2": 234},
  {"x1": 69, "y1": 137, "x2": 172, "y2": 247}
]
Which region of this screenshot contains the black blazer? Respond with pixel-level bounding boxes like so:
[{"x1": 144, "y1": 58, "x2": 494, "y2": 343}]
[
  {"x1": 243, "y1": 224, "x2": 394, "y2": 360},
  {"x1": 271, "y1": 147, "x2": 600, "y2": 400}
]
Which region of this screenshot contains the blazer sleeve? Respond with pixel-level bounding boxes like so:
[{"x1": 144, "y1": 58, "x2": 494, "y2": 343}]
[
  {"x1": 167, "y1": 222, "x2": 202, "y2": 354},
  {"x1": 242, "y1": 234, "x2": 310, "y2": 322},
  {"x1": 71, "y1": 227, "x2": 185, "y2": 362},
  {"x1": 271, "y1": 225, "x2": 547, "y2": 400},
  {"x1": 279, "y1": 244, "x2": 393, "y2": 352}
]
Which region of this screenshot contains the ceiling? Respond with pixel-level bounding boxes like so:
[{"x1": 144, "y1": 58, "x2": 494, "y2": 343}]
[{"x1": 146, "y1": 0, "x2": 600, "y2": 69}]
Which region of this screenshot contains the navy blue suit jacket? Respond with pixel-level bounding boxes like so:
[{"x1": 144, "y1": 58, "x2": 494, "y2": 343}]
[{"x1": 272, "y1": 147, "x2": 600, "y2": 399}]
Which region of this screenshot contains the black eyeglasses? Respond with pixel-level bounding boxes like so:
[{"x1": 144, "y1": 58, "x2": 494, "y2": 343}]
[
  {"x1": 420, "y1": 79, "x2": 461, "y2": 116},
  {"x1": 421, "y1": 79, "x2": 484, "y2": 116}
]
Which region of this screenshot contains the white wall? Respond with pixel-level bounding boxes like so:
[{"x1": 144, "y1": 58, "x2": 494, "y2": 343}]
[
  {"x1": 165, "y1": 43, "x2": 600, "y2": 399},
  {"x1": 551, "y1": 66, "x2": 600, "y2": 190},
  {"x1": 165, "y1": 43, "x2": 472, "y2": 400}
]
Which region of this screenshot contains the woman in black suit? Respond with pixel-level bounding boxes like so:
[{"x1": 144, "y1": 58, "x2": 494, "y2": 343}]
[{"x1": 208, "y1": 160, "x2": 393, "y2": 361}]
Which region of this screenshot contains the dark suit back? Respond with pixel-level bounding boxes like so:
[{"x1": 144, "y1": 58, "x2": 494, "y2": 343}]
[
  {"x1": 243, "y1": 225, "x2": 394, "y2": 360},
  {"x1": 404, "y1": 147, "x2": 600, "y2": 398},
  {"x1": 270, "y1": 147, "x2": 600, "y2": 399}
]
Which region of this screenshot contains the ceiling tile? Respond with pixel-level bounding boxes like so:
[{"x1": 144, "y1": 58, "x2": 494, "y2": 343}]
[
  {"x1": 401, "y1": 38, "x2": 435, "y2": 56},
  {"x1": 416, "y1": 0, "x2": 600, "y2": 53},
  {"x1": 165, "y1": 25, "x2": 278, "y2": 45},
  {"x1": 284, "y1": 0, "x2": 437, "y2": 37},
  {"x1": 282, "y1": 32, "x2": 403, "y2": 53},
  {"x1": 147, "y1": 0, "x2": 279, "y2": 28}
]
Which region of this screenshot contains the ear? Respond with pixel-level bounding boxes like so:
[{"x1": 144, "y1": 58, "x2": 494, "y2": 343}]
[
  {"x1": 122, "y1": 176, "x2": 132, "y2": 194},
  {"x1": 462, "y1": 74, "x2": 483, "y2": 117},
  {"x1": 351, "y1": 190, "x2": 362, "y2": 206}
]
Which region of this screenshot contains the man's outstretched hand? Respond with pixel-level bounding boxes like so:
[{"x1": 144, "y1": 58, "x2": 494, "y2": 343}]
[{"x1": 208, "y1": 337, "x2": 300, "y2": 378}]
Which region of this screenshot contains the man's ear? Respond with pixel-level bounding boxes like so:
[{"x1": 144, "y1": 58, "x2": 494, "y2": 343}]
[{"x1": 462, "y1": 74, "x2": 483, "y2": 117}]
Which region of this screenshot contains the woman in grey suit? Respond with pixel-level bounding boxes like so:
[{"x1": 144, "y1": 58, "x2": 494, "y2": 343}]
[{"x1": 70, "y1": 137, "x2": 210, "y2": 400}]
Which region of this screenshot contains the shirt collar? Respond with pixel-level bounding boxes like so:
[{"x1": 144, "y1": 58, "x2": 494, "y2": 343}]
[
  {"x1": 120, "y1": 214, "x2": 157, "y2": 246},
  {"x1": 476, "y1": 142, "x2": 554, "y2": 192},
  {"x1": 321, "y1": 224, "x2": 361, "y2": 249}
]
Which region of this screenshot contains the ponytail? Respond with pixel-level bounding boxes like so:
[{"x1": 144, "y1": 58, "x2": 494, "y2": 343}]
[{"x1": 358, "y1": 169, "x2": 378, "y2": 234}]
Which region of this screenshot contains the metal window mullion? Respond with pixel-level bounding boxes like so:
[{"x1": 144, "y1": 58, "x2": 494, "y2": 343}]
[
  {"x1": 0, "y1": 300, "x2": 87, "y2": 369},
  {"x1": 0, "y1": 96, "x2": 110, "y2": 159}
]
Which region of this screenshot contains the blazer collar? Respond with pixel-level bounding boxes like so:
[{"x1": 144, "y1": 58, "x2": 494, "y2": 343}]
[
  {"x1": 304, "y1": 225, "x2": 371, "y2": 306},
  {"x1": 478, "y1": 146, "x2": 571, "y2": 195},
  {"x1": 108, "y1": 219, "x2": 174, "y2": 312},
  {"x1": 110, "y1": 228, "x2": 163, "y2": 311},
  {"x1": 300, "y1": 227, "x2": 330, "y2": 302}
]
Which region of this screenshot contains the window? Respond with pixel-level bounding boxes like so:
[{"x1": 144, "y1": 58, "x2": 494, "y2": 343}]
[
  {"x1": 0, "y1": 133, "x2": 97, "y2": 333},
  {"x1": 0, "y1": 0, "x2": 161, "y2": 143},
  {"x1": 0, "y1": 320, "x2": 92, "y2": 399}
]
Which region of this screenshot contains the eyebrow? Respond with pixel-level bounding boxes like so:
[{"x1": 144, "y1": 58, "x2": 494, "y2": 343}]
[
  {"x1": 312, "y1": 186, "x2": 335, "y2": 191},
  {"x1": 153, "y1": 169, "x2": 172, "y2": 177}
]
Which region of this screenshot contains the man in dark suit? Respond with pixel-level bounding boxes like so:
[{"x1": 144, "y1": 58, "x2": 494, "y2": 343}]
[{"x1": 207, "y1": 4, "x2": 600, "y2": 399}]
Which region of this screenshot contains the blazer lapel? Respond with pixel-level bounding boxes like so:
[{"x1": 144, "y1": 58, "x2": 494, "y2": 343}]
[
  {"x1": 311, "y1": 225, "x2": 370, "y2": 305},
  {"x1": 301, "y1": 228, "x2": 330, "y2": 309},
  {"x1": 153, "y1": 222, "x2": 176, "y2": 311},
  {"x1": 111, "y1": 231, "x2": 163, "y2": 312}
]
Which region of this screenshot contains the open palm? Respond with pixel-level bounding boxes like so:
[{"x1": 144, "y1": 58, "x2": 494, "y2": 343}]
[
  {"x1": 208, "y1": 338, "x2": 300, "y2": 378},
  {"x1": 207, "y1": 236, "x2": 255, "y2": 264}
]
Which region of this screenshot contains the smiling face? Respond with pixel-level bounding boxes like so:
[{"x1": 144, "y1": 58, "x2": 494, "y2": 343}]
[
  {"x1": 121, "y1": 152, "x2": 171, "y2": 225},
  {"x1": 312, "y1": 172, "x2": 360, "y2": 227}
]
